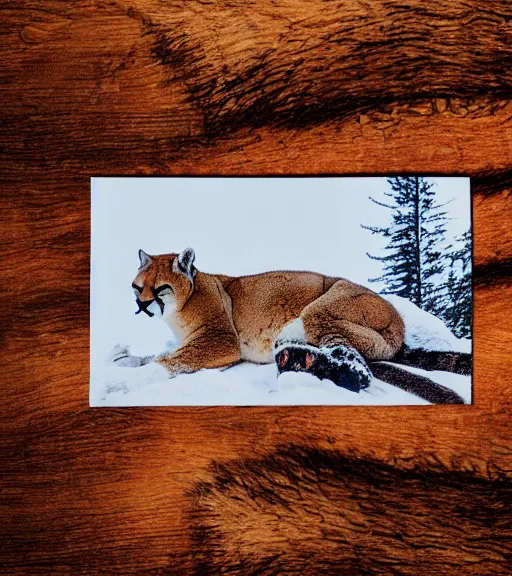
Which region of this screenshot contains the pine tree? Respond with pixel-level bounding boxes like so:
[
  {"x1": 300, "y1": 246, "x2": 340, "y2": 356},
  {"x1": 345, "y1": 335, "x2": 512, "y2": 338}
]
[
  {"x1": 442, "y1": 230, "x2": 472, "y2": 338},
  {"x1": 362, "y1": 177, "x2": 451, "y2": 317}
]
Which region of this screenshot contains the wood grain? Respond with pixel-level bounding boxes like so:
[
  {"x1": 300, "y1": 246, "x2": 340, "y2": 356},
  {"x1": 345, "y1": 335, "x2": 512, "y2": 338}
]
[{"x1": 1, "y1": 0, "x2": 511, "y2": 574}]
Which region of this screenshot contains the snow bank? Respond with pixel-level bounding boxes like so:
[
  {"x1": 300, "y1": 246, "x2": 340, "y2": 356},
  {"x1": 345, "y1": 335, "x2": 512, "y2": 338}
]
[
  {"x1": 90, "y1": 361, "x2": 470, "y2": 407},
  {"x1": 385, "y1": 295, "x2": 471, "y2": 353},
  {"x1": 91, "y1": 360, "x2": 471, "y2": 407}
]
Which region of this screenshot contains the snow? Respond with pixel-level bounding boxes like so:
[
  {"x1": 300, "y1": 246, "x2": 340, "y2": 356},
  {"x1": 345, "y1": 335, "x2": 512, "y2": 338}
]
[
  {"x1": 90, "y1": 297, "x2": 471, "y2": 407},
  {"x1": 385, "y1": 295, "x2": 471, "y2": 353}
]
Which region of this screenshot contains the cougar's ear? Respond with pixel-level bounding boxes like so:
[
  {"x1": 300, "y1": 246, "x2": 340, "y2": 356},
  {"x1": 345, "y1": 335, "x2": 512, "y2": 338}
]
[
  {"x1": 138, "y1": 249, "x2": 152, "y2": 269},
  {"x1": 173, "y1": 247, "x2": 196, "y2": 286}
]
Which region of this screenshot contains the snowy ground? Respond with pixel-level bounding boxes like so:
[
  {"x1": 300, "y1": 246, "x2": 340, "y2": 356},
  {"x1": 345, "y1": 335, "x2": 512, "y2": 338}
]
[{"x1": 90, "y1": 296, "x2": 471, "y2": 407}]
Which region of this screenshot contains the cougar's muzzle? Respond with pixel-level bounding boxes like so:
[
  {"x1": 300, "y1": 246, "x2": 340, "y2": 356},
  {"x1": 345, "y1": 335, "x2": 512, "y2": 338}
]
[{"x1": 135, "y1": 297, "x2": 155, "y2": 317}]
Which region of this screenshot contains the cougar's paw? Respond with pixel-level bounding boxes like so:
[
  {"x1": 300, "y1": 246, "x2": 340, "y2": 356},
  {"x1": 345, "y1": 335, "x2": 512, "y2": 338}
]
[
  {"x1": 325, "y1": 345, "x2": 372, "y2": 392},
  {"x1": 108, "y1": 345, "x2": 153, "y2": 368},
  {"x1": 275, "y1": 345, "x2": 318, "y2": 373},
  {"x1": 275, "y1": 344, "x2": 372, "y2": 393}
]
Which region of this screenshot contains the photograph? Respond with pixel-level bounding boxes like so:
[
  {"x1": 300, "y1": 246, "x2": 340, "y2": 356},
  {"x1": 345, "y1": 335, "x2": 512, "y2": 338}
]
[{"x1": 90, "y1": 177, "x2": 472, "y2": 406}]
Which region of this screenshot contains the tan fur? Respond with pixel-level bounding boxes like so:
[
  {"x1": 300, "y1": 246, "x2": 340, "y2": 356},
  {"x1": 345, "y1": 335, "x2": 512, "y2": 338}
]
[{"x1": 132, "y1": 249, "x2": 405, "y2": 377}]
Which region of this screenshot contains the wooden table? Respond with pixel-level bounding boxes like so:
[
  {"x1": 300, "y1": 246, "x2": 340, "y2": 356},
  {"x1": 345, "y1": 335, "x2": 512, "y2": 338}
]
[{"x1": 1, "y1": 1, "x2": 511, "y2": 574}]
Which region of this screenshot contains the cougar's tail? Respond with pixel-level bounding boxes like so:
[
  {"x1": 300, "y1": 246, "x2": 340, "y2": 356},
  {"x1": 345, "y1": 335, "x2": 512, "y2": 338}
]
[
  {"x1": 368, "y1": 345, "x2": 470, "y2": 404},
  {"x1": 369, "y1": 362, "x2": 466, "y2": 404},
  {"x1": 392, "y1": 345, "x2": 472, "y2": 376}
]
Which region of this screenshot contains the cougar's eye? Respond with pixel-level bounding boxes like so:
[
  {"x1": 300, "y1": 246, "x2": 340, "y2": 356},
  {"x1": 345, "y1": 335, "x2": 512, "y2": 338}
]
[{"x1": 154, "y1": 284, "x2": 173, "y2": 297}]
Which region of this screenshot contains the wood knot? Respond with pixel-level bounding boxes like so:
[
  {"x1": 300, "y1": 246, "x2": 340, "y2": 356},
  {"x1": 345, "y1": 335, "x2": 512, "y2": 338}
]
[{"x1": 20, "y1": 20, "x2": 71, "y2": 45}]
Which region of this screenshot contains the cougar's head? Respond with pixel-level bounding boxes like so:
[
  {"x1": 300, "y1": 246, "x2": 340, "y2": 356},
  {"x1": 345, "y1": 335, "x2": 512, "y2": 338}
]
[{"x1": 131, "y1": 247, "x2": 197, "y2": 318}]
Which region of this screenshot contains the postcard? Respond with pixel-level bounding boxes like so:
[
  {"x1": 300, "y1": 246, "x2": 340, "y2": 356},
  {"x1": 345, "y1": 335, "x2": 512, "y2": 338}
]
[{"x1": 90, "y1": 177, "x2": 471, "y2": 406}]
